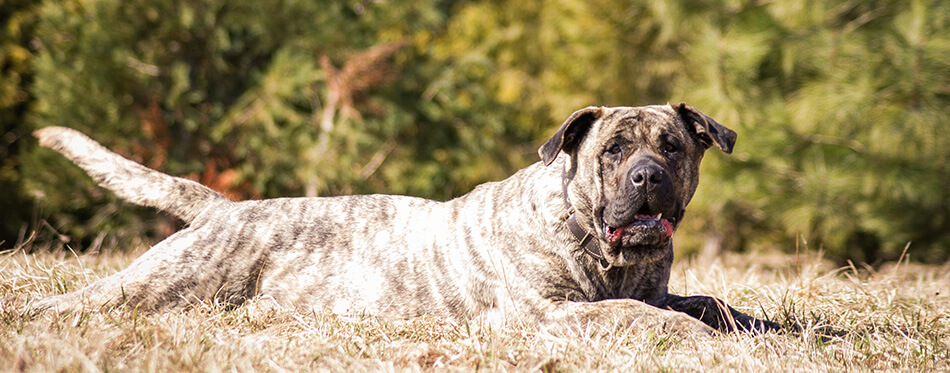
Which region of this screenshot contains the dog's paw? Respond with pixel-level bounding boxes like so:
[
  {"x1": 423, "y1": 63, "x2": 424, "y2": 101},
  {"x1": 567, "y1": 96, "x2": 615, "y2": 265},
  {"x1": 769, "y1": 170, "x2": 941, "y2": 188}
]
[{"x1": 730, "y1": 313, "x2": 783, "y2": 334}]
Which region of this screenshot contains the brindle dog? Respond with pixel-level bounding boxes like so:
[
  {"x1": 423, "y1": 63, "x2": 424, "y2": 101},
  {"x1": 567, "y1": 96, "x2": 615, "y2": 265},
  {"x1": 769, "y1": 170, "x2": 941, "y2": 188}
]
[{"x1": 29, "y1": 103, "x2": 778, "y2": 335}]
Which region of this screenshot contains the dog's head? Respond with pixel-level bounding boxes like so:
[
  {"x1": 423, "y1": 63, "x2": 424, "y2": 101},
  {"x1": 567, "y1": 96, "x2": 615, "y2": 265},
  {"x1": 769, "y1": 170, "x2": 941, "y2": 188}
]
[{"x1": 539, "y1": 103, "x2": 736, "y2": 267}]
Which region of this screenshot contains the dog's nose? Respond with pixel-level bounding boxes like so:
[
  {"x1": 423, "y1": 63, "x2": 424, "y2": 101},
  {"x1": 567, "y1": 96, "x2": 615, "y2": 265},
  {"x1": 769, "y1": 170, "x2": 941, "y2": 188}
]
[{"x1": 630, "y1": 164, "x2": 665, "y2": 186}]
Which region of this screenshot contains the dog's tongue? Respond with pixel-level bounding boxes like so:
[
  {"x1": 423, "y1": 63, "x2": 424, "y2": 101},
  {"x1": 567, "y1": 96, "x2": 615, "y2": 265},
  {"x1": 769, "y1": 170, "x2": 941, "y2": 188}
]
[
  {"x1": 661, "y1": 218, "x2": 673, "y2": 237},
  {"x1": 605, "y1": 225, "x2": 626, "y2": 243},
  {"x1": 604, "y1": 214, "x2": 673, "y2": 243}
]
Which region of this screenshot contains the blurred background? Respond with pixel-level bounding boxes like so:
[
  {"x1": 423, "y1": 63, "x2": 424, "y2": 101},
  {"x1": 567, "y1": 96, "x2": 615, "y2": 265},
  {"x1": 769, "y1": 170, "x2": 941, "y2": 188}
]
[{"x1": 1, "y1": 0, "x2": 947, "y2": 265}]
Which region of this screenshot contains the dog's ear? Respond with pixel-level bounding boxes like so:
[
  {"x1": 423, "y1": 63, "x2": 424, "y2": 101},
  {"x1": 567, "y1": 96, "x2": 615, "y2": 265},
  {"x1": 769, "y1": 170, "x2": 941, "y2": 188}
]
[
  {"x1": 539, "y1": 107, "x2": 604, "y2": 165},
  {"x1": 671, "y1": 102, "x2": 737, "y2": 154}
]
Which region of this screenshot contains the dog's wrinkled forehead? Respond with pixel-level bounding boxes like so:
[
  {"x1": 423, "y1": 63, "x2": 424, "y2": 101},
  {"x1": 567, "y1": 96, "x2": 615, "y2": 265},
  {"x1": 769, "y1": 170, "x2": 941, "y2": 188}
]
[
  {"x1": 601, "y1": 105, "x2": 675, "y2": 127},
  {"x1": 597, "y1": 105, "x2": 680, "y2": 138}
]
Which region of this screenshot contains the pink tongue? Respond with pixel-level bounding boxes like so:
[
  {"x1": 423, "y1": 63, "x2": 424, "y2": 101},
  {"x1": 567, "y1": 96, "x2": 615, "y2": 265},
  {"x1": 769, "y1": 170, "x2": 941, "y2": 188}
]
[
  {"x1": 605, "y1": 226, "x2": 625, "y2": 243},
  {"x1": 604, "y1": 217, "x2": 674, "y2": 242},
  {"x1": 661, "y1": 219, "x2": 673, "y2": 237}
]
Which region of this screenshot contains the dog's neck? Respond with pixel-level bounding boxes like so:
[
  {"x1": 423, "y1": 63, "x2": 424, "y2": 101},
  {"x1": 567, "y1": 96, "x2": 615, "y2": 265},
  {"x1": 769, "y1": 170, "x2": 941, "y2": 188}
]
[
  {"x1": 556, "y1": 156, "x2": 613, "y2": 270},
  {"x1": 564, "y1": 207, "x2": 613, "y2": 270}
]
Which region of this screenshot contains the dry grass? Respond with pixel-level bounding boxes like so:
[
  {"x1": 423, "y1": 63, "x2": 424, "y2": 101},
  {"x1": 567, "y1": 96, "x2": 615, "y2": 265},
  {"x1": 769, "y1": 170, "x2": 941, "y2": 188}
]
[{"x1": 1, "y1": 246, "x2": 948, "y2": 372}]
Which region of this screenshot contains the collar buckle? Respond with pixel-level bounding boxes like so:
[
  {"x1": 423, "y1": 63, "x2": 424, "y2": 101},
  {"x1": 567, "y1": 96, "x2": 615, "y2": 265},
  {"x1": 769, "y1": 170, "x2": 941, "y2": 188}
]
[{"x1": 565, "y1": 211, "x2": 612, "y2": 270}]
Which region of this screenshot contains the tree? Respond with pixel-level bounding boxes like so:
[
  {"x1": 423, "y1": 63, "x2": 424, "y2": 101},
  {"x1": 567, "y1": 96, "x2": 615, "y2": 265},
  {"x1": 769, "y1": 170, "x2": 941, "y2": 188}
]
[
  {"x1": 18, "y1": 0, "x2": 541, "y2": 250},
  {"x1": 674, "y1": 0, "x2": 950, "y2": 262},
  {"x1": 0, "y1": 0, "x2": 40, "y2": 246}
]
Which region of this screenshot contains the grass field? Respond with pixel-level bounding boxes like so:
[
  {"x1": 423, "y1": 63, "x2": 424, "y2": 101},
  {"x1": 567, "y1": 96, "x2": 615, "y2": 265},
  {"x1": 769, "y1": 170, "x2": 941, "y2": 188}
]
[{"x1": 1, "y1": 245, "x2": 948, "y2": 371}]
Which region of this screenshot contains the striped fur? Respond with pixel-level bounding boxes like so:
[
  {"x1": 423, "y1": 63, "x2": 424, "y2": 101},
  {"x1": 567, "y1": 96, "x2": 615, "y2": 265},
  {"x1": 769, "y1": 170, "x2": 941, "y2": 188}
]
[{"x1": 30, "y1": 104, "x2": 778, "y2": 335}]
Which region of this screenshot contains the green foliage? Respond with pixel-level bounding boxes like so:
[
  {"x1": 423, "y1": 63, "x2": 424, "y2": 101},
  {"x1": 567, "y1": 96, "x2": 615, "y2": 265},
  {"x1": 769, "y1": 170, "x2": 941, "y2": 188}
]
[
  {"x1": 676, "y1": 0, "x2": 950, "y2": 262},
  {"x1": 0, "y1": 0, "x2": 40, "y2": 244},
  {"x1": 5, "y1": 0, "x2": 949, "y2": 262},
  {"x1": 19, "y1": 0, "x2": 542, "y2": 248}
]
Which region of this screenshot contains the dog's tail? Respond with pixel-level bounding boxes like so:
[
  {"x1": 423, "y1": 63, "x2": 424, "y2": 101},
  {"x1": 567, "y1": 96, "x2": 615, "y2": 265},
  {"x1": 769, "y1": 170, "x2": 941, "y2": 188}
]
[{"x1": 34, "y1": 126, "x2": 229, "y2": 224}]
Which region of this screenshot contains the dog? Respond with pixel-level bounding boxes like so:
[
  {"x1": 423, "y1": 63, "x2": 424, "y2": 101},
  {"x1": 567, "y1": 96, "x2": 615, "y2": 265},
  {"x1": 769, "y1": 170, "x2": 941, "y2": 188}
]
[{"x1": 29, "y1": 103, "x2": 779, "y2": 335}]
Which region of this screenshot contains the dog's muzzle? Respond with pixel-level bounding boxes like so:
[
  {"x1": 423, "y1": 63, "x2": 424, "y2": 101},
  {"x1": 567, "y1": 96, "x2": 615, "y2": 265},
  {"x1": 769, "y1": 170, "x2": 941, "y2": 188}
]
[{"x1": 602, "y1": 157, "x2": 678, "y2": 247}]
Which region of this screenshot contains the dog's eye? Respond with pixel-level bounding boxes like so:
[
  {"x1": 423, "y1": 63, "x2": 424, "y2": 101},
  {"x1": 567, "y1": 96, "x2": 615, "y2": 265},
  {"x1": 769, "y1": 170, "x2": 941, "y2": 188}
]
[
  {"x1": 606, "y1": 144, "x2": 622, "y2": 156},
  {"x1": 662, "y1": 143, "x2": 678, "y2": 153}
]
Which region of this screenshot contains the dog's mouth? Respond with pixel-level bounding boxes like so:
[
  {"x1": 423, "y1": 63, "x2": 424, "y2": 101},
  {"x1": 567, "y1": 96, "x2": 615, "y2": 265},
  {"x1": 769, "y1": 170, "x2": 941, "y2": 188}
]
[
  {"x1": 598, "y1": 202, "x2": 680, "y2": 249},
  {"x1": 603, "y1": 213, "x2": 674, "y2": 244},
  {"x1": 594, "y1": 209, "x2": 678, "y2": 267}
]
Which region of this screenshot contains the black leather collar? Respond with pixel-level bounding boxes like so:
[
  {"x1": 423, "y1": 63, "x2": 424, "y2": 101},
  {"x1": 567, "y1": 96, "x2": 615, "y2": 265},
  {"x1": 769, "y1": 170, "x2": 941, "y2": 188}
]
[
  {"x1": 561, "y1": 156, "x2": 622, "y2": 269},
  {"x1": 561, "y1": 162, "x2": 613, "y2": 269},
  {"x1": 564, "y1": 208, "x2": 612, "y2": 270}
]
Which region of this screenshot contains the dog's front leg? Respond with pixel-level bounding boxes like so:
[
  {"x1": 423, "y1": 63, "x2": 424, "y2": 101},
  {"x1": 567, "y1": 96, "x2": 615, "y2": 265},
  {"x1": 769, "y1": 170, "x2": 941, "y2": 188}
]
[{"x1": 656, "y1": 294, "x2": 781, "y2": 333}]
